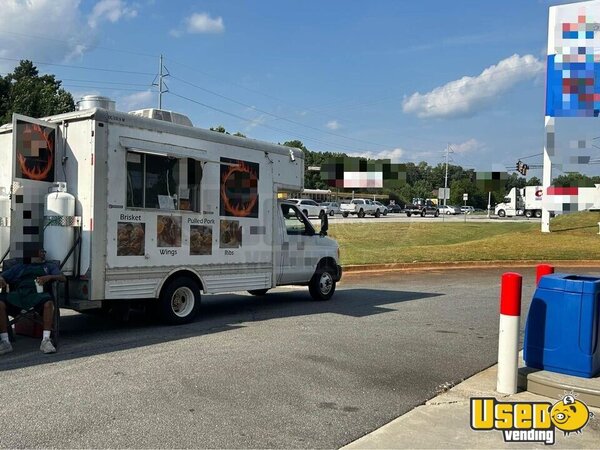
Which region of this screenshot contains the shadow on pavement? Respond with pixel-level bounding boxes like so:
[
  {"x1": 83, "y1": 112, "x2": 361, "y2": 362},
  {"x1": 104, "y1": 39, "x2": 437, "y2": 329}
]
[{"x1": 1, "y1": 288, "x2": 441, "y2": 371}]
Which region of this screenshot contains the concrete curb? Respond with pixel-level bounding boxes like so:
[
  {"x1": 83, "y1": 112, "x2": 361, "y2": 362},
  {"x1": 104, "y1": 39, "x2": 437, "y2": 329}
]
[{"x1": 342, "y1": 260, "x2": 600, "y2": 274}]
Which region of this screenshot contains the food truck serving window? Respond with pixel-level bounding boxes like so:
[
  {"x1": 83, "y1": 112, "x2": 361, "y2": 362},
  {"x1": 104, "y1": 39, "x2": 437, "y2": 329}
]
[{"x1": 126, "y1": 151, "x2": 203, "y2": 211}]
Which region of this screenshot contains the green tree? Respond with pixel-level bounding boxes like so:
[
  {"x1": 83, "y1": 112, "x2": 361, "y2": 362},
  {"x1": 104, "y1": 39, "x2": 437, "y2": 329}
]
[
  {"x1": 527, "y1": 176, "x2": 541, "y2": 186},
  {"x1": 0, "y1": 60, "x2": 74, "y2": 123},
  {"x1": 552, "y1": 172, "x2": 599, "y2": 187}
]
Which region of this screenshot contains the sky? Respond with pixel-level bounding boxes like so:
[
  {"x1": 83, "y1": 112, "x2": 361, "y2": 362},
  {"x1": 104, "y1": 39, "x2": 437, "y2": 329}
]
[{"x1": 0, "y1": 0, "x2": 597, "y2": 178}]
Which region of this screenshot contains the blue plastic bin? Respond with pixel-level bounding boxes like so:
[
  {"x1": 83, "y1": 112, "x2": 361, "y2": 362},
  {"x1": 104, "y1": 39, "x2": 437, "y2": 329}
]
[{"x1": 524, "y1": 273, "x2": 600, "y2": 378}]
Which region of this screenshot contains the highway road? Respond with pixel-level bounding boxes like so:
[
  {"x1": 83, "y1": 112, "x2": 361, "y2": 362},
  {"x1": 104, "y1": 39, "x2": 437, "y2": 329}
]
[{"x1": 1, "y1": 266, "x2": 594, "y2": 448}]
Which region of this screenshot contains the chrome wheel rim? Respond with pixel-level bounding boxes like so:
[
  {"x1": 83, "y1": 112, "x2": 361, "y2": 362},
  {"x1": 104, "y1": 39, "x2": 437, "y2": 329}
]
[
  {"x1": 171, "y1": 287, "x2": 195, "y2": 317},
  {"x1": 319, "y1": 272, "x2": 333, "y2": 295}
]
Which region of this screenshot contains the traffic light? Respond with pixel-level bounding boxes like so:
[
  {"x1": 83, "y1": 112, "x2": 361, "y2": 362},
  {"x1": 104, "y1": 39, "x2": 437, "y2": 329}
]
[{"x1": 515, "y1": 160, "x2": 528, "y2": 176}]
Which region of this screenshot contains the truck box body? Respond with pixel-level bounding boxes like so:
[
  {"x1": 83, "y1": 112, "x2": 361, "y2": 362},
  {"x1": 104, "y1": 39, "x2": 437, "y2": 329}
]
[{"x1": 0, "y1": 109, "x2": 341, "y2": 321}]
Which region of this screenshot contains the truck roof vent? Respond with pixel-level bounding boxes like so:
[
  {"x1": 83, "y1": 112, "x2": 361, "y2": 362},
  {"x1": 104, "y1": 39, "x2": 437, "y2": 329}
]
[
  {"x1": 77, "y1": 95, "x2": 116, "y2": 111},
  {"x1": 128, "y1": 108, "x2": 193, "y2": 127}
]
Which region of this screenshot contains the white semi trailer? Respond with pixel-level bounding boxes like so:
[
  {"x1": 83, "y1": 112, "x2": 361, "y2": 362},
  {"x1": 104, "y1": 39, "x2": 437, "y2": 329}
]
[
  {"x1": 0, "y1": 107, "x2": 342, "y2": 324},
  {"x1": 495, "y1": 186, "x2": 543, "y2": 218}
]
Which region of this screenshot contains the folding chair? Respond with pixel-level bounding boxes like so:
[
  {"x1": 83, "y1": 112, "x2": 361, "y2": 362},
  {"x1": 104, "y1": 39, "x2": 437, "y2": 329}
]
[{"x1": 2, "y1": 258, "x2": 61, "y2": 349}]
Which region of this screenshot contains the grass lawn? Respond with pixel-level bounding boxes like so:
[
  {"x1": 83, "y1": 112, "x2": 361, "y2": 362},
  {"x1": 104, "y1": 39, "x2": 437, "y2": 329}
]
[{"x1": 329, "y1": 211, "x2": 600, "y2": 266}]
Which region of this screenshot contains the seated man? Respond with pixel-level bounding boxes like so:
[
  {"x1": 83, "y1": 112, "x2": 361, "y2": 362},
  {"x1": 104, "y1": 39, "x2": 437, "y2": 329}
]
[{"x1": 0, "y1": 247, "x2": 65, "y2": 355}]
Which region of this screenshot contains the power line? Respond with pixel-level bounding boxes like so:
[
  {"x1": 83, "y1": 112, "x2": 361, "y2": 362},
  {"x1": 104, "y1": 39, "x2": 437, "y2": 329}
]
[
  {"x1": 169, "y1": 74, "x2": 395, "y2": 150},
  {"x1": 0, "y1": 56, "x2": 154, "y2": 76},
  {"x1": 0, "y1": 30, "x2": 158, "y2": 59},
  {"x1": 169, "y1": 90, "x2": 380, "y2": 153}
]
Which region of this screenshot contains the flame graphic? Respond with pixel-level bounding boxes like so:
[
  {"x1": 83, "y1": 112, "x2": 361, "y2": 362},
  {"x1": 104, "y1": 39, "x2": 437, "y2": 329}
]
[
  {"x1": 220, "y1": 160, "x2": 258, "y2": 217},
  {"x1": 17, "y1": 124, "x2": 54, "y2": 181}
]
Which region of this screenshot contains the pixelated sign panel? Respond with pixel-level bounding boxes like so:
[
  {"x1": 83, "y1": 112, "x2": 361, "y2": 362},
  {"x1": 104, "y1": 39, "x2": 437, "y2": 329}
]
[
  {"x1": 220, "y1": 157, "x2": 259, "y2": 218},
  {"x1": 320, "y1": 157, "x2": 406, "y2": 189},
  {"x1": 546, "y1": 1, "x2": 600, "y2": 117},
  {"x1": 14, "y1": 119, "x2": 56, "y2": 182}
]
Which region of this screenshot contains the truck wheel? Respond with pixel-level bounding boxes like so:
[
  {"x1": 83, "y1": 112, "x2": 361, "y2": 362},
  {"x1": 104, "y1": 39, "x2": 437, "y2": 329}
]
[
  {"x1": 319, "y1": 210, "x2": 325, "y2": 219},
  {"x1": 329, "y1": 210, "x2": 335, "y2": 216},
  {"x1": 358, "y1": 209, "x2": 365, "y2": 218},
  {"x1": 525, "y1": 210, "x2": 533, "y2": 218},
  {"x1": 421, "y1": 210, "x2": 426, "y2": 217},
  {"x1": 159, "y1": 277, "x2": 201, "y2": 325},
  {"x1": 309, "y1": 267, "x2": 336, "y2": 301},
  {"x1": 375, "y1": 209, "x2": 381, "y2": 218},
  {"x1": 497, "y1": 209, "x2": 506, "y2": 218},
  {"x1": 248, "y1": 289, "x2": 269, "y2": 296},
  {"x1": 383, "y1": 210, "x2": 387, "y2": 216},
  {"x1": 434, "y1": 210, "x2": 439, "y2": 217},
  {"x1": 535, "y1": 210, "x2": 542, "y2": 218},
  {"x1": 342, "y1": 212, "x2": 349, "y2": 218},
  {"x1": 406, "y1": 212, "x2": 411, "y2": 217}
]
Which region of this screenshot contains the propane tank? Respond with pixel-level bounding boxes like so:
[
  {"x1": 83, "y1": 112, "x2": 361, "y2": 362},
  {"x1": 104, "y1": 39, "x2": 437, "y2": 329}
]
[
  {"x1": 44, "y1": 182, "x2": 76, "y2": 274},
  {"x1": 0, "y1": 187, "x2": 10, "y2": 262}
]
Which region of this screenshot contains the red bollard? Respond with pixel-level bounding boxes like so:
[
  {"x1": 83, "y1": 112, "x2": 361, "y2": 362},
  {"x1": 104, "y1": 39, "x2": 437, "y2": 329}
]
[
  {"x1": 536, "y1": 264, "x2": 554, "y2": 286},
  {"x1": 497, "y1": 272, "x2": 522, "y2": 394}
]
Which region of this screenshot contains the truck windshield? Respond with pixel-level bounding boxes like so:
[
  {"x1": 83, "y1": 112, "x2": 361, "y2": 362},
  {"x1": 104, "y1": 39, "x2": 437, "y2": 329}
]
[{"x1": 281, "y1": 203, "x2": 315, "y2": 236}]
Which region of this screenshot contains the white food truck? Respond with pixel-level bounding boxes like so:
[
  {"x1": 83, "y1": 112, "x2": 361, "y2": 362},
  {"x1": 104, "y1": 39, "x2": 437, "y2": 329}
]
[{"x1": 0, "y1": 106, "x2": 342, "y2": 324}]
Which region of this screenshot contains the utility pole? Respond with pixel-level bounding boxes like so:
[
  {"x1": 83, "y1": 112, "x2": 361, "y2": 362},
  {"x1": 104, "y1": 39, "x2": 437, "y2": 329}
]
[
  {"x1": 443, "y1": 144, "x2": 453, "y2": 206},
  {"x1": 155, "y1": 54, "x2": 169, "y2": 109}
]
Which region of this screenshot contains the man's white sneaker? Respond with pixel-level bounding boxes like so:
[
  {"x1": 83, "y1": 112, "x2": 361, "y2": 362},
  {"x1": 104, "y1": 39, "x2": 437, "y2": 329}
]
[
  {"x1": 40, "y1": 338, "x2": 56, "y2": 354},
  {"x1": 0, "y1": 340, "x2": 13, "y2": 355}
]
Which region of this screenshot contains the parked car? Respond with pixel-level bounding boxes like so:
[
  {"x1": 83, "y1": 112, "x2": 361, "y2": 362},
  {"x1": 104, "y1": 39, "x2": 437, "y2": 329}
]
[
  {"x1": 320, "y1": 201, "x2": 341, "y2": 216},
  {"x1": 439, "y1": 204, "x2": 460, "y2": 215},
  {"x1": 386, "y1": 203, "x2": 403, "y2": 213},
  {"x1": 373, "y1": 201, "x2": 388, "y2": 215},
  {"x1": 461, "y1": 206, "x2": 475, "y2": 214},
  {"x1": 286, "y1": 198, "x2": 326, "y2": 218},
  {"x1": 340, "y1": 199, "x2": 382, "y2": 217}
]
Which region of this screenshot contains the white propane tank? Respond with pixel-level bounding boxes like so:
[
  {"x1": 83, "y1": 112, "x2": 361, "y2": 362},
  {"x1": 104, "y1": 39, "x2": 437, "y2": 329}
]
[
  {"x1": 44, "y1": 182, "x2": 75, "y2": 274},
  {"x1": 0, "y1": 187, "x2": 10, "y2": 261}
]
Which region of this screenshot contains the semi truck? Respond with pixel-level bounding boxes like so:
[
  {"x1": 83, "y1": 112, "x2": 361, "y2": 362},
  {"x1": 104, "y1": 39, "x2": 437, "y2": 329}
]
[
  {"x1": 495, "y1": 186, "x2": 543, "y2": 218},
  {"x1": 0, "y1": 105, "x2": 342, "y2": 324}
]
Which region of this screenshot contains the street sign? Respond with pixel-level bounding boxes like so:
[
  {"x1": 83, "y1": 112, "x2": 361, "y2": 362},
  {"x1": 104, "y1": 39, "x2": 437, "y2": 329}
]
[
  {"x1": 463, "y1": 193, "x2": 469, "y2": 201},
  {"x1": 439, "y1": 188, "x2": 450, "y2": 200}
]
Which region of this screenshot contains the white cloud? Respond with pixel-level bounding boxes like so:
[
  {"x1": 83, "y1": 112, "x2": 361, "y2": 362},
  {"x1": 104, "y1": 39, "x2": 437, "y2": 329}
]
[
  {"x1": 0, "y1": 0, "x2": 92, "y2": 72},
  {"x1": 88, "y1": 0, "x2": 138, "y2": 29},
  {"x1": 0, "y1": 0, "x2": 139, "y2": 72},
  {"x1": 326, "y1": 120, "x2": 340, "y2": 130},
  {"x1": 119, "y1": 90, "x2": 154, "y2": 111},
  {"x1": 402, "y1": 54, "x2": 544, "y2": 119},
  {"x1": 171, "y1": 13, "x2": 225, "y2": 36},
  {"x1": 348, "y1": 148, "x2": 405, "y2": 162},
  {"x1": 452, "y1": 138, "x2": 483, "y2": 154}
]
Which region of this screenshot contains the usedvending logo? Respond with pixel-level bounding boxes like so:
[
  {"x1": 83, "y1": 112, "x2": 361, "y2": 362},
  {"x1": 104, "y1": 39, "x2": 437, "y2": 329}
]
[{"x1": 470, "y1": 394, "x2": 594, "y2": 445}]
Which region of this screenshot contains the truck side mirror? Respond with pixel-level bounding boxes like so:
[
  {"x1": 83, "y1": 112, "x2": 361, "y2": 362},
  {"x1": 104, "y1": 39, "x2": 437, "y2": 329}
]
[{"x1": 320, "y1": 213, "x2": 329, "y2": 236}]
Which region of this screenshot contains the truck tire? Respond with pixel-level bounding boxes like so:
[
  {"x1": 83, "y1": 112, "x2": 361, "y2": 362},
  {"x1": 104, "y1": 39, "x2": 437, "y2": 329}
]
[
  {"x1": 374, "y1": 209, "x2": 380, "y2": 218},
  {"x1": 497, "y1": 209, "x2": 506, "y2": 218},
  {"x1": 329, "y1": 210, "x2": 335, "y2": 216},
  {"x1": 406, "y1": 212, "x2": 411, "y2": 217},
  {"x1": 358, "y1": 209, "x2": 365, "y2": 218},
  {"x1": 434, "y1": 210, "x2": 439, "y2": 217},
  {"x1": 248, "y1": 289, "x2": 269, "y2": 296},
  {"x1": 309, "y1": 267, "x2": 336, "y2": 301},
  {"x1": 525, "y1": 210, "x2": 533, "y2": 218},
  {"x1": 421, "y1": 210, "x2": 426, "y2": 217},
  {"x1": 159, "y1": 276, "x2": 201, "y2": 325},
  {"x1": 535, "y1": 210, "x2": 542, "y2": 218},
  {"x1": 342, "y1": 212, "x2": 349, "y2": 218},
  {"x1": 319, "y1": 210, "x2": 325, "y2": 219}
]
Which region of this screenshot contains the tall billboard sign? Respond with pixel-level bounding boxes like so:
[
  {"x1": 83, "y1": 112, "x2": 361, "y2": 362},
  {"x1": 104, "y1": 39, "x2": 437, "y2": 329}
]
[{"x1": 543, "y1": 1, "x2": 600, "y2": 231}]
